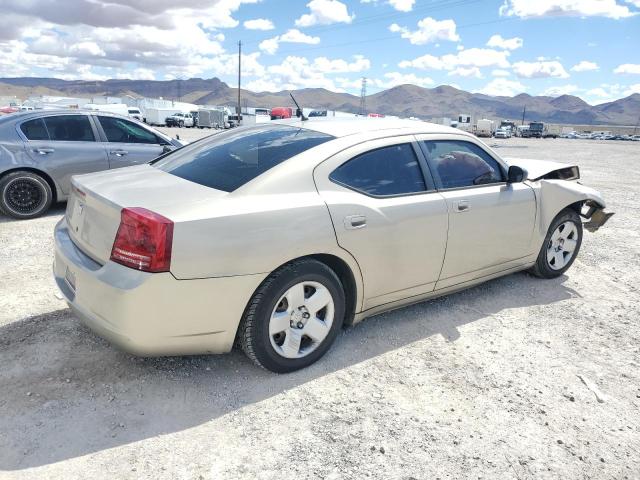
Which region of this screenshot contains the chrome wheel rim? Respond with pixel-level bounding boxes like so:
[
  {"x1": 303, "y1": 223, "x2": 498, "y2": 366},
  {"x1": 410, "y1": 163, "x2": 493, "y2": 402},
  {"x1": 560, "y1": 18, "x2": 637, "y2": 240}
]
[
  {"x1": 4, "y1": 178, "x2": 44, "y2": 214},
  {"x1": 269, "y1": 281, "x2": 334, "y2": 359},
  {"x1": 546, "y1": 221, "x2": 578, "y2": 270}
]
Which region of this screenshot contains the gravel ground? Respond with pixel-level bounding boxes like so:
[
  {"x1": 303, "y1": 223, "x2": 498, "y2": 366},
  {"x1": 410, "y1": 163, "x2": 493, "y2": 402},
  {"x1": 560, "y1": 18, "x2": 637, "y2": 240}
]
[{"x1": 1, "y1": 133, "x2": 639, "y2": 480}]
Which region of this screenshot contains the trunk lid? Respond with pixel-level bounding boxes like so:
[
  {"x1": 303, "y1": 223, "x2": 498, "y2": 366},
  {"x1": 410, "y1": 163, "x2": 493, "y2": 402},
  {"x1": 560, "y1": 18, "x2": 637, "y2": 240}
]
[{"x1": 67, "y1": 164, "x2": 226, "y2": 263}]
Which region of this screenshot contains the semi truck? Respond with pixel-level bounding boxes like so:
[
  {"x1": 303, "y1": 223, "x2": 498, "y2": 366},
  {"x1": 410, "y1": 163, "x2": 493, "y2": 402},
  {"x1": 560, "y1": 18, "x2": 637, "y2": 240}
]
[{"x1": 523, "y1": 122, "x2": 544, "y2": 138}]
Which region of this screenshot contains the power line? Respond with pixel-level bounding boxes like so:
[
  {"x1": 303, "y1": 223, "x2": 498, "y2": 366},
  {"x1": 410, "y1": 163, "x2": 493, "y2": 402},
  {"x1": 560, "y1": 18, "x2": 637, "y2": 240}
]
[{"x1": 268, "y1": 17, "x2": 514, "y2": 57}]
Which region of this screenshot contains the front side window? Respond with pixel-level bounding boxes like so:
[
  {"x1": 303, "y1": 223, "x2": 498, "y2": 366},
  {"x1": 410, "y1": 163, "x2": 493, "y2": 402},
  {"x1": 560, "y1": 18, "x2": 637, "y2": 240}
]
[
  {"x1": 422, "y1": 140, "x2": 504, "y2": 189},
  {"x1": 153, "y1": 125, "x2": 334, "y2": 192},
  {"x1": 98, "y1": 116, "x2": 161, "y2": 144},
  {"x1": 330, "y1": 143, "x2": 427, "y2": 196},
  {"x1": 20, "y1": 118, "x2": 49, "y2": 140},
  {"x1": 43, "y1": 115, "x2": 95, "y2": 142}
]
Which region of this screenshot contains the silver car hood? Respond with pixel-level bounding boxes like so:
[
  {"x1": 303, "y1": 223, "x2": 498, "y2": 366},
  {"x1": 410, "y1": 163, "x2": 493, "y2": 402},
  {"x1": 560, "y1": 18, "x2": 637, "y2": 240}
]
[{"x1": 503, "y1": 157, "x2": 576, "y2": 181}]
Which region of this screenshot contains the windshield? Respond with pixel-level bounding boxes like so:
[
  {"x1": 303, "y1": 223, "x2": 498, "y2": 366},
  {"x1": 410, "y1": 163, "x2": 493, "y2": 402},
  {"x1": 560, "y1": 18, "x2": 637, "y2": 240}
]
[{"x1": 153, "y1": 125, "x2": 334, "y2": 192}]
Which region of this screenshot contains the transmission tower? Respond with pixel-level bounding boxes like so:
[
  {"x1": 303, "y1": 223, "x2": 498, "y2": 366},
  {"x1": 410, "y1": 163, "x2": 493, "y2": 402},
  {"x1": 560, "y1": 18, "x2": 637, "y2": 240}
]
[{"x1": 359, "y1": 77, "x2": 367, "y2": 116}]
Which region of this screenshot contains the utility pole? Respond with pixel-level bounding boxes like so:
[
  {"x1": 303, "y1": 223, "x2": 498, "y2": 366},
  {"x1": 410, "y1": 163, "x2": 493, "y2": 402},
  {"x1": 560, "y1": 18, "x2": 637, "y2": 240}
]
[
  {"x1": 237, "y1": 40, "x2": 242, "y2": 126},
  {"x1": 521, "y1": 105, "x2": 526, "y2": 125},
  {"x1": 359, "y1": 77, "x2": 367, "y2": 116}
]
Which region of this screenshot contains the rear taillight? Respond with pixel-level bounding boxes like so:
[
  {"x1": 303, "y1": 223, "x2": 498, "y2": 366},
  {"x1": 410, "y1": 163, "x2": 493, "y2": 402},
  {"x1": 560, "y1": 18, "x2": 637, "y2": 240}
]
[{"x1": 110, "y1": 207, "x2": 173, "y2": 273}]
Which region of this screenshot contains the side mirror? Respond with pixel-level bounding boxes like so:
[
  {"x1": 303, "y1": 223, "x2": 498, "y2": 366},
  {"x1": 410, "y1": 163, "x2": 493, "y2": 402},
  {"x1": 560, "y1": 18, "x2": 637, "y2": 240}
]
[
  {"x1": 162, "y1": 145, "x2": 172, "y2": 154},
  {"x1": 507, "y1": 165, "x2": 527, "y2": 183}
]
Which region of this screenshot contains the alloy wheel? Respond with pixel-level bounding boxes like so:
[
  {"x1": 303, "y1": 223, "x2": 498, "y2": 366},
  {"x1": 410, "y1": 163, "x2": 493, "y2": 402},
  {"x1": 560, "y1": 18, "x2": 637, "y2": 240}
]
[
  {"x1": 546, "y1": 221, "x2": 579, "y2": 270},
  {"x1": 269, "y1": 281, "x2": 335, "y2": 359}
]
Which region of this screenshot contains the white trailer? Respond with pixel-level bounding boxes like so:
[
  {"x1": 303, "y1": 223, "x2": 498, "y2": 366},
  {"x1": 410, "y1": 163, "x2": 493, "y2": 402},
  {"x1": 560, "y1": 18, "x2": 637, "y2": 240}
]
[
  {"x1": 143, "y1": 107, "x2": 184, "y2": 126},
  {"x1": 475, "y1": 119, "x2": 494, "y2": 138},
  {"x1": 82, "y1": 103, "x2": 129, "y2": 116},
  {"x1": 197, "y1": 108, "x2": 227, "y2": 129}
]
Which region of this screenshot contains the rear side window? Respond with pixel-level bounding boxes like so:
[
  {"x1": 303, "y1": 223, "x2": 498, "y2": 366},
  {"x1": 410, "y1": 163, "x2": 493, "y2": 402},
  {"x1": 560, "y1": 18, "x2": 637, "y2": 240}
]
[
  {"x1": 330, "y1": 144, "x2": 426, "y2": 196},
  {"x1": 44, "y1": 115, "x2": 95, "y2": 142},
  {"x1": 422, "y1": 140, "x2": 504, "y2": 189},
  {"x1": 20, "y1": 118, "x2": 49, "y2": 140},
  {"x1": 153, "y1": 125, "x2": 333, "y2": 192},
  {"x1": 98, "y1": 116, "x2": 161, "y2": 144}
]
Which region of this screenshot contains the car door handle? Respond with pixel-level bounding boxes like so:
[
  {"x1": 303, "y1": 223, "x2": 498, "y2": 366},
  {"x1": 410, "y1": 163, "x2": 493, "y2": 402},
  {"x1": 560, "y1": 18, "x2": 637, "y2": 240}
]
[
  {"x1": 110, "y1": 150, "x2": 128, "y2": 156},
  {"x1": 33, "y1": 148, "x2": 54, "y2": 155},
  {"x1": 456, "y1": 200, "x2": 470, "y2": 212},
  {"x1": 344, "y1": 215, "x2": 367, "y2": 229}
]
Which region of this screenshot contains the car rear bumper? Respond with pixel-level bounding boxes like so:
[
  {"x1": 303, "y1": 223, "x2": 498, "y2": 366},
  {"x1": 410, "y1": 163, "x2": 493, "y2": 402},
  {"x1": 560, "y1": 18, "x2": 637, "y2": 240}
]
[{"x1": 53, "y1": 218, "x2": 266, "y2": 356}]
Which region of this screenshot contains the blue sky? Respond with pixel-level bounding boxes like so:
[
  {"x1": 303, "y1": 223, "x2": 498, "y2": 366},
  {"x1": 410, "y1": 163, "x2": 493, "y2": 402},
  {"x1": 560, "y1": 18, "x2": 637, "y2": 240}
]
[{"x1": 2, "y1": 0, "x2": 639, "y2": 104}]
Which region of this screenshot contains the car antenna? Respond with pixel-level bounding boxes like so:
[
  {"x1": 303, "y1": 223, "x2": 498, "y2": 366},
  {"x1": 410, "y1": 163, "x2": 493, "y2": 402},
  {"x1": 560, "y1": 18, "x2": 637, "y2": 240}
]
[{"x1": 290, "y1": 93, "x2": 308, "y2": 121}]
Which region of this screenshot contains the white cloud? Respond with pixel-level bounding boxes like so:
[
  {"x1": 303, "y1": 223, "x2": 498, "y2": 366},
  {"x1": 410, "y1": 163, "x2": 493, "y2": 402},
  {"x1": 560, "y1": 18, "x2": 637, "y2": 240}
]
[
  {"x1": 399, "y1": 48, "x2": 510, "y2": 70},
  {"x1": 295, "y1": 0, "x2": 354, "y2": 27},
  {"x1": 259, "y1": 29, "x2": 320, "y2": 55},
  {"x1": 571, "y1": 60, "x2": 599, "y2": 72},
  {"x1": 541, "y1": 84, "x2": 580, "y2": 96},
  {"x1": 512, "y1": 60, "x2": 570, "y2": 79},
  {"x1": 486, "y1": 34, "x2": 523, "y2": 50},
  {"x1": 625, "y1": 0, "x2": 640, "y2": 6},
  {"x1": 372, "y1": 72, "x2": 434, "y2": 89},
  {"x1": 389, "y1": 17, "x2": 459, "y2": 45},
  {"x1": 614, "y1": 63, "x2": 640, "y2": 74},
  {"x1": 448, "y1": 66, "x2": 483, "y2": 78},
  {"x1": 361, "y1": 0, "x2": 415, "y2": 11},
  {"x1": 115, "y1": 67, "x2": 156, "y2": 81},
  {"x1": 492, "y1": 69, "x2": 511, "y2": 77},
  {"x1": 499, "y1": 0, "x2": 637, "y2": 19},
  {"x1": 388, "y1": 0, "x2": 415, "y2": 11},
  {"x1": 0, "y1": 0, "x2": 267, "y2": 79},
  {"x1": 245, "y1": 55, "x2": 369, "y2": 92},
  {"x1": 476, "y1": 78, "x2": 527, "y2": 96},
  {"x1": 243, "y1": 18, "x2": 275, "y2": 30},
  {"x1": 624, "y1": 83, "x2": 640, "y2": 95}
]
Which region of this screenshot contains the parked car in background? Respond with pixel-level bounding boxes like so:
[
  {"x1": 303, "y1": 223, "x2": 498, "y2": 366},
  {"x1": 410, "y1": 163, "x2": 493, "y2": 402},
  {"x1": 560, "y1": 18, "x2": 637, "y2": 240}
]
[
  {"x1": 309, "y1": 110, "x2": 328, "y2": 117},
  {"x1": 494, "y1": 128, "x2": 511, "y2": 139},
  {"x1": 127, "y1": 107, "x2": 143, "y2": 121},
  {"x1": 52, "y1": 118, "x2": 612, "y2": 372},
  {"x1": 165, "y1": 112, "x2": 194, "y2": 128},
  {"x1": 0, "y1": 110, "x2": 184, "y2": 219}
]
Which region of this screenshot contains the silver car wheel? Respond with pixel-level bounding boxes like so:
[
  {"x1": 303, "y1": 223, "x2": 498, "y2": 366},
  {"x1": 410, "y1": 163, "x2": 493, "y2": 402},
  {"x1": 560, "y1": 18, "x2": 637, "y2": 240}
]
[
  {"x1": 546, "y1": 221, "x2": 579, "y2": 270},
  {"x1": 269, "y1": 281, "x2": 335, "y2": 359}
]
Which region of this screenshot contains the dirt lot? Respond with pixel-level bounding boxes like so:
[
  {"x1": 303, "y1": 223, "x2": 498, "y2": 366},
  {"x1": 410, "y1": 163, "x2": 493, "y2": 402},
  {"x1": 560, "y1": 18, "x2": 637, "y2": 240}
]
[{"x1": 1, "y1": 134, "x2": 639, "y2": 480}]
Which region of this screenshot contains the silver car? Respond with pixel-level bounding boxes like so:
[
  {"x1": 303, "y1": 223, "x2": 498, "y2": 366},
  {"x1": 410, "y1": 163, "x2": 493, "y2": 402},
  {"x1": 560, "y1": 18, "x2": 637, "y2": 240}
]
[
  {"x1": 53, "y1": 119, "x2": 612, "y2": 372},
  {"x1": 0, "y1": 110, "x2": 183, "y2": 219}
]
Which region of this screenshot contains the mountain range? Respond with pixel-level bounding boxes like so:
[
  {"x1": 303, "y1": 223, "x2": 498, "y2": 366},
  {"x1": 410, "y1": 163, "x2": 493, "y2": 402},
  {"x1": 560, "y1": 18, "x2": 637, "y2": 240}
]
[{"x1": 1, "y1": 77, "x2": 639, "y2": 126}]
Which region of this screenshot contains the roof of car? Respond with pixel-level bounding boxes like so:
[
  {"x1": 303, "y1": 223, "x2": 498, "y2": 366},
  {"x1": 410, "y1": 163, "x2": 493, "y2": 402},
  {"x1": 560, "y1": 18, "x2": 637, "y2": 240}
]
[{"x1": 270, "y1": 116, "x2": 469, "y2": 138}]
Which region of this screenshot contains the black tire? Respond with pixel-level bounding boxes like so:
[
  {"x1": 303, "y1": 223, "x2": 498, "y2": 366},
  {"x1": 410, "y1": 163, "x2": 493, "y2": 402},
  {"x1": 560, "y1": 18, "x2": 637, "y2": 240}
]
[
  {"x1": 238, "y1": 259, "x2": 346, "y2": 373},
  {"x1": 530, "y1": 208, "x2": 583, "y2": 279},
  {"x1": 0, "y1": 171, "x2": 53, "y2": 219}
]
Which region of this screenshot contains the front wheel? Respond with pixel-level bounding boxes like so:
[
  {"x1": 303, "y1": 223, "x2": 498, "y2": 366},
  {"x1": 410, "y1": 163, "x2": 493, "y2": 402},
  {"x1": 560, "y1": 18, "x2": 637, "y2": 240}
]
[
  {"x1": 238, "y1": 259, "x2": 345, "y2": 373},
  {"x1": 530, "y1": 208, "x2": 583, "y2": 278},
  {"x1": 0, "y1": 171, "x2": 53, "y2": 219}
]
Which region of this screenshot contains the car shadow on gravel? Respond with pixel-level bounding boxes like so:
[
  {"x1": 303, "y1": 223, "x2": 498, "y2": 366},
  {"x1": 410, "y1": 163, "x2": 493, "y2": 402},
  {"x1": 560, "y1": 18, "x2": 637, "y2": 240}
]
[
  {"x1": 0, "y1": 272, "x2": 579, "y2": 470},
  {"x1": 0, "y1": 204, "x2": 66, "y2": 224}
]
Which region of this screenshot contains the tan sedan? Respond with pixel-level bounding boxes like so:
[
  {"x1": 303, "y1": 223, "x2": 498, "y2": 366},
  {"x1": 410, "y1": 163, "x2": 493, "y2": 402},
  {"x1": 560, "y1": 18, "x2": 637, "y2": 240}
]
[{"x1": 53, "y1": 118, "x2": 612, "y2": 372}]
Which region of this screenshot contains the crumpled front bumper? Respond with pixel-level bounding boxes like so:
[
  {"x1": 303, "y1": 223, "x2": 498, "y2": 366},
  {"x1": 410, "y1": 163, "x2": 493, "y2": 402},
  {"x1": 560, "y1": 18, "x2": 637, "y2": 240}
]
[{"x1": 582, "y1": 202, "x2": 614, "y2": 232}]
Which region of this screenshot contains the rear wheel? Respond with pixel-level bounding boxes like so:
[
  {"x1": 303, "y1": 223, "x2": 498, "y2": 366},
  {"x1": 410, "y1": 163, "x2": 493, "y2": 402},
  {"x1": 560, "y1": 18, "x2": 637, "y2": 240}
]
[
  {"x1": 530, "y1": 208, "x2": 583, "y2": 278},
  {"x1": 0, "y1": 171, "x2": 53, "y2": 219},
  {"x1": 238, "y1": 259, "x2": 345, "y2": 373}
]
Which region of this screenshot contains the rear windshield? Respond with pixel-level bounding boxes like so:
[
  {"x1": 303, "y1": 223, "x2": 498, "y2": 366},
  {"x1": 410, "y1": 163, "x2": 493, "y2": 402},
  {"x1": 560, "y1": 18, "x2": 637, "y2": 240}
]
[{"x1": 152, "y1": 125, "x2": 333, "y2": 192}]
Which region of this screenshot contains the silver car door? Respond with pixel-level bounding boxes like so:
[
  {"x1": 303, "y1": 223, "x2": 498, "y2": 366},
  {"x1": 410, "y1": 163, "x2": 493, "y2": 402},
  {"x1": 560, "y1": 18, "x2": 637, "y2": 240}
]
[
  {"x1": 21, "y1": 114, "x2": 108, "y2": 195},
  {"x1": 418, "y1": 136, "x2": 536, "y2": 289},
  {"x1": 314, "y1": 136, "x2": 448, "y2": 311},
  {"x1": 93, "y1": 115, "x2": 168, "y2": 169}
]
